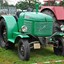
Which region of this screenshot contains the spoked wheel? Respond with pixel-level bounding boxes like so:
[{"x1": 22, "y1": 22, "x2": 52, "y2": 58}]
[
  {"x1": 53, "y1": 37, "x2": 64, "y2": 56},
  {"x1": 0, "y1": 18, "x2": 7, "y2": 47},
  {"x1": 18, "y1": 39, "x2": 30, "y2": 61},
  {"x1": 41, "y1": 9, "x2": 60, "y2": 32}
]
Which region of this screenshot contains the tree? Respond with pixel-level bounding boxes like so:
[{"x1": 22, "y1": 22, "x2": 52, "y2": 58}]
[
  {"x1": 25, "y1": 0, "x2": 34, "y2": 3},
  {"x1": 3, "y1": 1, "x2": 8, "y2": 7},
  {"x1": 16, "y1": 1, "x2": 35, "y2": 10},
  {"x1": 16, "y1": 0, "x2": 41, "y2": 11},
  {"x1": 59, "y1": 0, "x2": 64, "y2": 6},
  {"x1": 25, "y1": 0, "x2": 39, "y2": 6}
]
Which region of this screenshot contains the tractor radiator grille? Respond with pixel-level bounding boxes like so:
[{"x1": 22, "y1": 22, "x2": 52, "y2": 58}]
[{"x1": 34, "y1": 22, "x2": 53, "y2": 36}]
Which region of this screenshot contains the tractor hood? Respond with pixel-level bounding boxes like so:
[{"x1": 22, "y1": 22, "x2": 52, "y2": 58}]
[
  {"x1": 18, "y1": 12, "x2": 53, "y2": 37},
  {"x1": 20, "y1": 12, "x2": 53, "y2": 22}
]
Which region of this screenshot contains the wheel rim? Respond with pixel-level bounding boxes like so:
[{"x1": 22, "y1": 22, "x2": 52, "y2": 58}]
[
  {"x1": 1, "y1": 26, "x2": 7, "y2": 42},
  {"x1": 0, "y1": 19, "x2": 7, "y2": 47},
  {"x1": 3, "y1": 26, "x2": 7, "y2": 42},
  {"x1": 18, "y1": 42, "x2": 25, "y2": 59},
  {"x1": 20, "y1": 45, "x2": 25, "y2": 56}
]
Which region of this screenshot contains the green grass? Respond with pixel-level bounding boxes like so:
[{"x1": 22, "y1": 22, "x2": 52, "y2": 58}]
[{"x1": 0, "y1": 46, "x2": 64, "y2": 64}]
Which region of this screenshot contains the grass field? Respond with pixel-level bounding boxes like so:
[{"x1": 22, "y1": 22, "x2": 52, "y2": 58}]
[{"x1": 0, "y1": 46, "x2": 64, "y2": 64}]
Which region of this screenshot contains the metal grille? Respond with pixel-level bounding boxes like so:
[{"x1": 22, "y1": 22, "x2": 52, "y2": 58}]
[{"x1": 34, "y1": 22, "x2": 53, "y2": 36}]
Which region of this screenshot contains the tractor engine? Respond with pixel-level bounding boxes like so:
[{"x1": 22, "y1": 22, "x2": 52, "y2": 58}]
[{"x1": 18, "y1": 12, "x2": 53, "y2": 37}]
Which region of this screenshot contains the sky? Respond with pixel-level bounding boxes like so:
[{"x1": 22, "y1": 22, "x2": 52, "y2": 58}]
[{"x1": 6, "y1": 0, "x2": 43, "y2": 5}]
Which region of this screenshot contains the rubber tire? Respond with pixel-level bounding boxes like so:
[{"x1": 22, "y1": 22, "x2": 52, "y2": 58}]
[
  {"x1": 0, "y1": 18, "x2": 15, "y2": 49},
  {"x1": 53, "y1": 37, "x2": 64, "y2": 56},
  {"x1": 18, "y1": 39, "x2": 30, "y2": 61},
  {"x1": 0, "y1": 18, "x2": 6, "y2": 47}
]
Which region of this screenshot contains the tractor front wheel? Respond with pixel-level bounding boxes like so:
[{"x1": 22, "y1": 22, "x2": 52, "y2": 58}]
[
  {"x1": 53, "y1": 37, "x2": 64, "y2": 56},
  {"x1": 18, "y1": 39, "x2": 30, "y2": 61}
]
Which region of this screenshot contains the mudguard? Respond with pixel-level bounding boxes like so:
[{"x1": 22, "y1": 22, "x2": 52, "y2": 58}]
[
  {"x1": 0, "y1": 15, "x2": 18, "y2": 39},
  {"x1": 17, "y1": 34, "x2": 29, "y2": 38},
  {"x1": 8, "y1": 32, "x2": 29, "y2": 43}
]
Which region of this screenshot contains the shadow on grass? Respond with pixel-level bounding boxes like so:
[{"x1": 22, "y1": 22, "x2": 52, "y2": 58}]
[
  {"x1": 30, "y1": 47, "x2": 54, "y2": 57},
  {"x1": 5, "y1": 47, "x2": 54, "y2": 57},
  {"x1": 0, "y1": 46, "x2": 54, "y2": 60},
  {"x1": 13, "y1": 47, "x2": 54, "y2": 57}
]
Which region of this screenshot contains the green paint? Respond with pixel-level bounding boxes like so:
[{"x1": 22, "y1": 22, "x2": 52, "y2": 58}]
[
  {"x1": 35, "y1": 3, "x2": 39, "y2": 13},
  {"x1": 34, "y1": 0, "x2": 39, "y2": 13},
  {"x1": 53, "y1": 32, "x2": 64, "y2": 36},
  {"x1": 1, "y1": 15, "x2": 18, "y2": 39},
  {"x1": 19, "y1": 12, "x2": 53, "y2": 36}
]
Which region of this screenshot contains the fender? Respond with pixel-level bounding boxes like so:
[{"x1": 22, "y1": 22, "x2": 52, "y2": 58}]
[
  {"x1": 14, "y1": 33, "x2": 29, "y2": 44},
  {"x1": 15, "y1": 34, "x2": 29, "y2": 43},
  {"x1": 0, "y1": 15, "x2": 18, "y2": 39},
  {"x1": 17, "y1": 34, "x2": 29, "y2": 38},
  {"x1": 8, "y1": 32, "x2": 29, "y2": 43}
]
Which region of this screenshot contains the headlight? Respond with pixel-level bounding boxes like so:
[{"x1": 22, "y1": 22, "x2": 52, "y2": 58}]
[
  {"x1": 60, "y1": 25, "x2": 64, "y2": 31},
  {"x1": 21, "y1": 25, "x2": 27, "y2": 32}
]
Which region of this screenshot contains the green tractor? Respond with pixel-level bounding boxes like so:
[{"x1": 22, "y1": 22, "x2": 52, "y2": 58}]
[{"x1": 0, "y1": 2, "x2": 64, "y2": 61}]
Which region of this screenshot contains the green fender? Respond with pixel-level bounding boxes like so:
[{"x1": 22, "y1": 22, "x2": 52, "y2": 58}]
[
  {"x1": 8, "y1": 34, "x2": 29, "y2": 43},
  {"x1": 17, "y1": 34, "x2": 29, "y2": 38},
  {"x1": 0, "y1": 15, "x2": 18, "y2": 39},
  {"x1": 14, "y1": 32, "x2": 29, "y2": 44}
]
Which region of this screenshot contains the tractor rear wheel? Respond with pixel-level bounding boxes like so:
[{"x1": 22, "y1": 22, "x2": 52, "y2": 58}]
[
  {"x1": 0, "y1": 18, "x2": 14, "y2": 49},
  {"x1": 18, "y1": 39, "x2": 30, "y2": 61},
  {"x1": 0, "y1": 18, "x2": 7, "y2": 47},
  {"x1": 53, "y1": 37, "x2": 64, "y2": 56}
]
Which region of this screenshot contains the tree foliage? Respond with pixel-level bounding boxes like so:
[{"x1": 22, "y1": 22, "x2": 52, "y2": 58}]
[
  {"x1": 16, "y1": 0, "x2": 41, "y2": 10},
  {"x1": 3, "y1": 1, "x2": 8, "y2": 7},
  {"x1": 16, "y1": 1, "x2": 35, "y2": 10},
  {"x1": 3, "y1": 1, "x2": 14, "y2": 7}
]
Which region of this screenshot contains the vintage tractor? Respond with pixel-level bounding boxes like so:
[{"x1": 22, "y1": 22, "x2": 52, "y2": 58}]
[{"x1": 0, "y1": 1, "x2": 64, "y2": 61}]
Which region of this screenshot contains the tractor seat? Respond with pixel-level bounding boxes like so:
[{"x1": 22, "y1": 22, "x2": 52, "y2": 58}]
[{"x1": 14, "y1": 11, "x2": 22, "y2": 21}]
